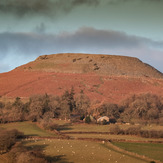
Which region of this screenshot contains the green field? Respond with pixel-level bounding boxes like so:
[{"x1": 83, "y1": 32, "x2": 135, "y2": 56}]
[
  {"x1": 53, "y1": 119, "x2": 163, "y2": 132},
  {"x1": 113, "y1": 142, "x2": 163, "y2": 162},
  {"x1": 67, "y1": 133, "x2": 163, "y2": 142},
  {"x1": 0, "y1": 122, "x2": 56, "y2": 137},
  {"x1": 0, "y1": 121, "x2": 162, "y2": 163},
  {"x1": 54, "y1": 120, "x2": 110, "y2": 132},
  {"x1": 23, "y1": 139, "x2": 148, "y2": 163}
]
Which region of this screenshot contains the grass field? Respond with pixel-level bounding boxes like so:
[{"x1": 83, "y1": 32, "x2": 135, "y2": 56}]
[
  {"x1": 23, "y1": 139, "x2": 148, "y2": 163},
  {"x1": 0, "y1": 122, "x2": 56, "y2": 137},
  {"x1": 67, "y1": 133, "x2": 163, "y2": 142},
  {"x1": 53, "y1": 119, "x2": 114, "y2": 132},
  {"x1": 113, "y1": 142, "x2": 163, "y2": 162},
  {"x1": 0, "y1": 121, "x2": 162, "y2": 163},
  {"x1": 53, "y1": 119, "x2": 163, "y2": 132}
]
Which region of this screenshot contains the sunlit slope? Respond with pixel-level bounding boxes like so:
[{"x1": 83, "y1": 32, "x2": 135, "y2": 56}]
[
  {"x1": 16, "y1": 53, "x2": 163, "y2": 78},
  {"x1": 0, "y1": 53, "x2": 163, "y2": 103}
]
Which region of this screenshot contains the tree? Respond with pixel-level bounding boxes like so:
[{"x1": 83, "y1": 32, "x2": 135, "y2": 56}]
[
  {"x1": 68, "y1": 87, "x2": 76, "y2": 112},
  {"x1": 59, "y1": 87, "x2": 77, "y2": 119},
  {"x1": 75, "y1": 90, "x2": 90, "y2": 116},
  {"x1": 28, "y1": 94, "x2": 51, "y2": 121},
  {"x1": 95, "y1": 103, "x2": 120, "y2": 120},
  {"x1": 121, "y1": 94, "x2": 163, "y2": 123}
]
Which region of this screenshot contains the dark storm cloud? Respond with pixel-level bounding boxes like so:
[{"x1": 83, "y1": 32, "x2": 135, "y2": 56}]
[
  {"x1": 1, "y1": 0, "x2": 161, "y2": 19},
  {"x1": 0, "y1": 0, "x2": 161, "y2": 16},
  {"x1": 72, "y1": 0, "x2": 100, "y2": 6},
  {"x1": 0, "y1": 0, "x2": 52, "y2": 15},
  {"x1": 0, "y1": 0, "x2": 100, "y2": 17},
  {"x1": 145, "y1": 0, "x2": 161, "y2": 2},
  {"x1": 107, "y1": 0, "x2": 162, "y2": 4}
]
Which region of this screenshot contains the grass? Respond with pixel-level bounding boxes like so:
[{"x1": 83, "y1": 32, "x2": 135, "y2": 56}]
[
  {"x1": 141, "y1": 124, "x2": 163, "y2": 131},
  {"x1": 0, "y1": 120, "x2": 163, "y2": 162},
  {"x1": 52, "y1": 120, "x2": 163, "y2": 142},
  {"x1": 66, "y1": 133, "x2": 163, "y2": 142},
  {"x1": 112, "y1": 142, "x2": 163, "y2": 162},
  {"x1": 0, "y1": 121, "x2": 56, "y2": 137},
  {"x1": 53, "y1": 119, "x2": 163, "y2": 132},
  {"x1": 23, "y1": 139, "x2": 147, "y2": 163},
  {"x1": 34, "y1": 61, "x2": 57, "y2": 70},
  {"x1": 53, "y1": 120, "x2": 111, "y2": 132}
]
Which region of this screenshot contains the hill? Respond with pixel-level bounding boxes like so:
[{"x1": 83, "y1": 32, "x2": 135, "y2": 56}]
[
  {"x1": 17, "y1": 53, "x2": 163, "y2": 78},
  {"x1": 0, "y1": 53, "x2": 163, "y2": 103}
]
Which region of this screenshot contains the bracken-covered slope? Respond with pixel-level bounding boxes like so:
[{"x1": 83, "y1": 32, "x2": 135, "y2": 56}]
[{"x1": 0, "y1": 53, "x2": 163, "y2": 103}]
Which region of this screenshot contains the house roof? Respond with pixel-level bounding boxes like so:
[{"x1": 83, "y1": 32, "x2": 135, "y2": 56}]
[{"x1": 97, "y1": 116, "x2": 109, "y2": 122}]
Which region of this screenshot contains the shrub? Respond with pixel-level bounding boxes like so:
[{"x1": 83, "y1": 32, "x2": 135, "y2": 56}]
[
  {"x1": 0, "y1": 101, "x2": 4, "y2": 108},
  {"x1": 0, "y1": 129, "x2": 24, "y2": 154},
  {"x1": 140, "y1": 130, "x2": 163, "y2": 138},
  {"x1": 85, "y1": 116, "x2": 91, "y2": 124},
  {"x1": 109, "y1": 125, "x2": 121, "y2": 134},
  {"x1": 102, "y1": 119, "x2": 108, "y2": 125},
  {"x1": 125, "y1": 126, "x2": 141, "y2": 135},
  {"x1": 8, "y1": 142, "x2": 48, "y2": 163}
]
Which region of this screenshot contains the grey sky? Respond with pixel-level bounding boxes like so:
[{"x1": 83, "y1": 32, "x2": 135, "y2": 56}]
[{"x1": 0, "y1": 0, "x2": 163, "y2": 73}]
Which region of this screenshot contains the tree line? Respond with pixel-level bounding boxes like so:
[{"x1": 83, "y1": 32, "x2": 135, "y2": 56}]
[
  {"x1": 0, "y1": 89, "x2": 163, "y2": 125},
  {"x1": 109, "y1": 125, "x2": 163, "y2": 138}
]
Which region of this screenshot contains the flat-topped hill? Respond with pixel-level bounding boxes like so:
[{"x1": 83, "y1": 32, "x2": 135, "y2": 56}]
[
  {"x1": 16, "y1": 53, "x2": 163, "y2": 79},
  {"x1": 0, "y1": 53, "x2": 163, "y2": 103}
]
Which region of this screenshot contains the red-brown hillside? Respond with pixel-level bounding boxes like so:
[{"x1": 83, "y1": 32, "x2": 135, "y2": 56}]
[{"x1": 0, "y1": 53, "x2": 163, "y2": 103}]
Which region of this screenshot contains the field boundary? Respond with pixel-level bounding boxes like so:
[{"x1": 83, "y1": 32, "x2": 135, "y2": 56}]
[
  {"x1": 106, "y1": 142, "x2": 162, "y2": 163},
  {"x1": 61, "y1": 132, "x2": 163, "y2": 144},
  {"x1": 61, "y1": 131, "x2": 111, "y2": 134},
  {"x1": 34, "y1": 122, "x2": 163, "y2": 144}
]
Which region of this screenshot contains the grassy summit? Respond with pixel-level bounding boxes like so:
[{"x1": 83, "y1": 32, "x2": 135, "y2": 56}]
[{"x1": 17, "y1": 53, "x2": 163, "y2": 78}]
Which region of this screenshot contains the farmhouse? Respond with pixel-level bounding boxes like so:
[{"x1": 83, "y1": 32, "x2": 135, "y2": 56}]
[{"x1": 97, "y1": 116, "x2": 109, "y2": 124}]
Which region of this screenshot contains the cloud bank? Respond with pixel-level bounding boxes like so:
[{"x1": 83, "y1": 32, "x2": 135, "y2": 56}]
[
  {"x1": 0, "y1": 27, "x2": 159, "y2": 56},
  {"x1": 0, "y1": 27, "x2": 163, "y2": 73}
]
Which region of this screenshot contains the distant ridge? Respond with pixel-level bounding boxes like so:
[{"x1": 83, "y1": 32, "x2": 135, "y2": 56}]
[{"x1": 16, "y1": 53, "x2": 163, "y2": 79}]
